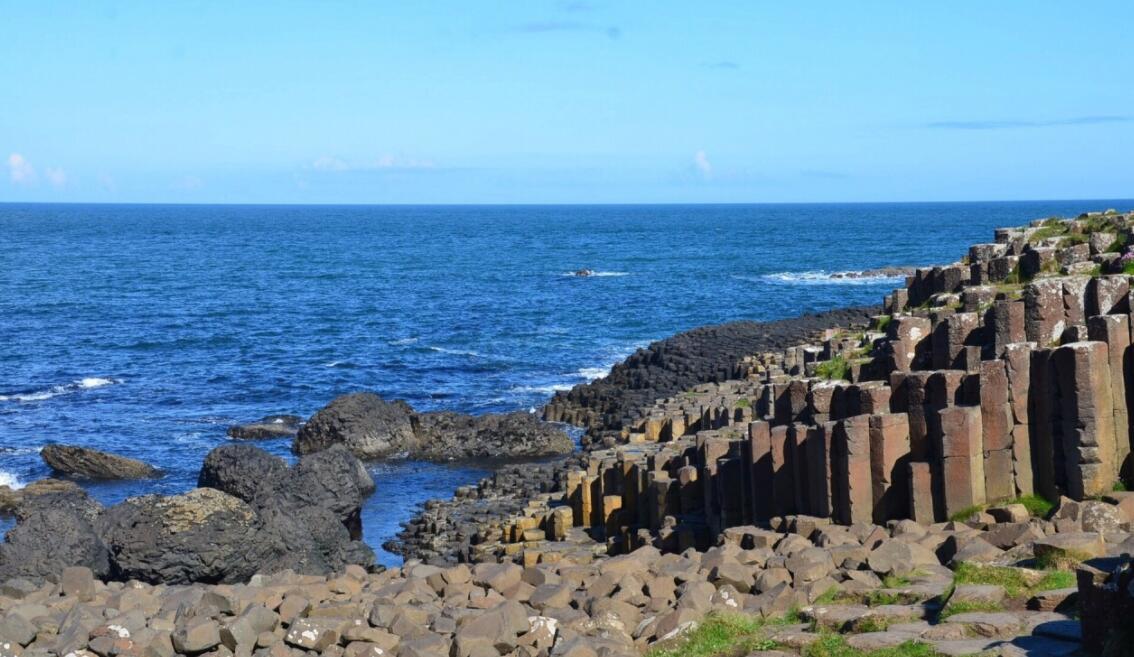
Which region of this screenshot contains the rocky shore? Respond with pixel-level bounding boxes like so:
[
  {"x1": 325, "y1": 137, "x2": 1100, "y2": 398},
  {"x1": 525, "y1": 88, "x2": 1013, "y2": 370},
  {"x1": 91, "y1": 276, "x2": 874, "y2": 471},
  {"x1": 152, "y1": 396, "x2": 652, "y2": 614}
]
[{"x1": 5, "y1": 209, "x2": 1134, "y2": 656}]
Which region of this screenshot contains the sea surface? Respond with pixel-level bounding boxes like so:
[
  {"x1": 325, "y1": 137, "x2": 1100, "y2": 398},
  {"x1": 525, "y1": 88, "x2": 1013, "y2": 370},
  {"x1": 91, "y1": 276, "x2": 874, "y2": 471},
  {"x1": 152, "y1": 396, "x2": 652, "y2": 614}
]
[{"x1": 1, "y1": 201, "x2": 1129, "y2": 565}]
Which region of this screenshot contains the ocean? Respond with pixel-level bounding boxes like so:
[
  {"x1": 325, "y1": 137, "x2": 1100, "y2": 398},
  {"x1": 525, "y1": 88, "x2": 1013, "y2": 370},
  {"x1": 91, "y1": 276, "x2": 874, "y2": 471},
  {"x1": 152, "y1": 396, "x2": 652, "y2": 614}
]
[{"x1": 1, "y1": 200, "x2": 1128, "y2": 565}]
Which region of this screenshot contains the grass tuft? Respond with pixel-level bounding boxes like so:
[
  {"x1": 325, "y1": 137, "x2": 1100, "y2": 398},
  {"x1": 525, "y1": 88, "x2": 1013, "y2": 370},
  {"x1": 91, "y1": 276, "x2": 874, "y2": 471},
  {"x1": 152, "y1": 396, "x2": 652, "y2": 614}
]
[
  {"x1": 939, "y1": 599, "x2": 1003, "y2": 619},
  {"x1": 804, "y1": 634, "x2": 944, "y2": 657},
  {"x1": 953, "y1": 563, "x2": 1075, "y2": 599},
  {"x1": 816, "y1": 355, "x2": 851, "y2": 381},
  {"x1": 1012, "y1": 494, "x2": 1056, "y2": 518}
]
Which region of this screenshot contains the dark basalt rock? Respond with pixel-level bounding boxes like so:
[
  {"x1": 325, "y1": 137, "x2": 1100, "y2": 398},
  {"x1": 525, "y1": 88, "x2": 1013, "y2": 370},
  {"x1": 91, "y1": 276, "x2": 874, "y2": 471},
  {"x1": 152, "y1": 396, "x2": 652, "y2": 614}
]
[
  {"x1": 41, "y1": 444, "x2": 161, "y2": 480},
  {"x1": 100, "y1": 488, "x2": 264, "y2": 584},
  {"x1": 226, "y1": 414, "x2": 303, "y2": 440},
  {"x1": 542, "y1": 305, "x2": 880, "y2": 432},
  {"x1": 0, "y1": 506, "x2": 110, "y2": 581},
  {"x1": 294, "y1": 393, "x2": 418, "y2": 458},
  {"x1": 411, "y1": 411, "x2": 574, "y2": 461},
  {"x1": 294, "y1": 393, "x2": 573, "y2": 462}
]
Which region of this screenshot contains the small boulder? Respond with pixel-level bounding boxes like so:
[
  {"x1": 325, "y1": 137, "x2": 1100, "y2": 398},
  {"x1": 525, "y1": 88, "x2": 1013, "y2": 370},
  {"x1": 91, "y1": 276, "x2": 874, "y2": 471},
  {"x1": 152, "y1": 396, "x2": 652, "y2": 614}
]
[{"x1": 227, "y1": 415, "x2": 303, "y2": 440}]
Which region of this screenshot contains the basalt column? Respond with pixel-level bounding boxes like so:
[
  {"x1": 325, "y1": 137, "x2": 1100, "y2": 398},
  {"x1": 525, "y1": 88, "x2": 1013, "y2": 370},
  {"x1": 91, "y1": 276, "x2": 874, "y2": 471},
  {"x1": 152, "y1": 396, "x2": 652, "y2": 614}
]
[
  {"x1": 832, "y1": 415, "x2": 873, "y2": 524},
  {"x1": 1053, "y1": 342, "x2": 1118, "y2": 499},
  {"x1": 937, "y1": 405, "x2": 986, "y2": 519},
  {"x1": 1087, "y1": 314, "x2": 1132, "y2": 481}
]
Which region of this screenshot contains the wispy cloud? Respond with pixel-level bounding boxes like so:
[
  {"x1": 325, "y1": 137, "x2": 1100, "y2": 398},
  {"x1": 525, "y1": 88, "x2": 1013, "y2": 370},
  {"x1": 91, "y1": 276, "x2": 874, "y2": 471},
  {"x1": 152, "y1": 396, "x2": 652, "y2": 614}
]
[
  {"x1": 702, "y1": 61, "x2": 740, "y2": 70},
  {"x1": 693, "y1": 150, "x2": 713, "y2": 179},
  {"x1": 926, "y1": 115, "x2": 1131, "y2": 130},
  {"x1": 512, "y1": 20, "x2": 621, "y2": 39},
  {"x1": 7, "y1": 153, "x2": 36, "y2": 185},
  {"x1": 309, "y1": 155, "x2": 437, "y2": 172},
  {"x1": 44, "y1": 166, "x2": 67, "y2": 188}
]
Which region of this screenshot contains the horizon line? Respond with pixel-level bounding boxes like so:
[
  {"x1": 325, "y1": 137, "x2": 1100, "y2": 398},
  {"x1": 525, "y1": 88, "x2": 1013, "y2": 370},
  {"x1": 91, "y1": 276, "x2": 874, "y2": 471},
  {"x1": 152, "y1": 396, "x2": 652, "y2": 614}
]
[{"x1": 1, "y1": 197, "x2": 1133, "y2": 209}]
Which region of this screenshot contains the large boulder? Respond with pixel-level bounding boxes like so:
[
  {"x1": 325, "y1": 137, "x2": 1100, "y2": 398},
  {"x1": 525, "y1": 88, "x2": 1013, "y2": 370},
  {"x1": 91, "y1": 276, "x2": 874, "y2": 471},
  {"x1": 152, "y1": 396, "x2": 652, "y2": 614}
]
[
  {"x1": 41, "y1": 444, "x2": 160, "y2": 480},
  {"x1": 0, "y1": 499, "x2": 109, "y2": 581},
  {"x1": 293, "y1": 392, "x2": 573, "y2": 462},
  {"x1": 199, "y1": 443, "x2": 375, "y2": 539},
  {"x1": 100, "y1": 488, "x2": 264, "y2": 584},
  {"x1": 294, "y1": 393, "x2": 417, "y2": 458},
  {"x1": 410, "y1": 411, "x2": 574, "y2": 461}
]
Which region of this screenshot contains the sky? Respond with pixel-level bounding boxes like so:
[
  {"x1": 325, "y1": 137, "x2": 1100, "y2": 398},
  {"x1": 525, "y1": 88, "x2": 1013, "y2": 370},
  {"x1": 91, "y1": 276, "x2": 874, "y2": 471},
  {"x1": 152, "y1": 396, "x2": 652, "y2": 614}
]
[{"x1": 1, "y1": 2, "x2": 1132, "y2": 204}]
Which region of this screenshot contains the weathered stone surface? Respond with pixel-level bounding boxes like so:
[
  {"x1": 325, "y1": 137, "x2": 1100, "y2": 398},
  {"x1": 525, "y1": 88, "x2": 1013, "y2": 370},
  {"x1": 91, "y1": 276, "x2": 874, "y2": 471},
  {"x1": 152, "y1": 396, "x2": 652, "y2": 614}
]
[
  {"x1": 41, "y1": 444, "x2": 160, "y2": 480},
  {"x1": 936, "y1": 406, "x2": 986, "y2": 519},
  {"x1": 1053, "y1": 342, "x2": 1118, "y2": 498}
]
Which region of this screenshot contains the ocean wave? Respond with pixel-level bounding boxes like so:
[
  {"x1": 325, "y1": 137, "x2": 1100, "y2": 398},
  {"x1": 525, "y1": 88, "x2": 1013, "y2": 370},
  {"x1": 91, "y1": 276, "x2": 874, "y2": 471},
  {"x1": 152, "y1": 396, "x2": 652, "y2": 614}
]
[
  {"x1": 0, "y1": 471, "x2": 24, "y2": 490},
  {"x1": 388, "y1": 337, "x2": 420, "y2": 346},
  {"x1": 561, "y1": 271, "x2": 629, "y2": 278},
  {"x1": 0, "y1": 377, "x2": 122, "y2": 403},
  {"x1": 509, "y1": 383, "x2": 576, "y2": 395},
  {"x1": 428, "y1": 346, "x2": 486, "y2": 358},
  {"x1": 323, "y1": 360, "x2": 358, "y2": 368},
  {"x1": 577, "y1": 366, "x2": 611, "y2": 380},
  {"x1": 752, "y1": 270, "x2": 907, "y2": 285}
]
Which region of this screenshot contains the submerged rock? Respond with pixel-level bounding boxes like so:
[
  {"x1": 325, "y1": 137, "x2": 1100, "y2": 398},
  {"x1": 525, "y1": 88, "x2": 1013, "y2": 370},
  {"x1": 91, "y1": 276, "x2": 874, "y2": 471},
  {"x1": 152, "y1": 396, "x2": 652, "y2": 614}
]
[
  {"x1": 226, "y1": 414, "x2": 303, "y2": 439},
  {"x1": 41, "y1": 444, "x2": 161, "y2": 480},
  {"x1": 294, "y1": 392, "x2": 572, "y2": 462}
]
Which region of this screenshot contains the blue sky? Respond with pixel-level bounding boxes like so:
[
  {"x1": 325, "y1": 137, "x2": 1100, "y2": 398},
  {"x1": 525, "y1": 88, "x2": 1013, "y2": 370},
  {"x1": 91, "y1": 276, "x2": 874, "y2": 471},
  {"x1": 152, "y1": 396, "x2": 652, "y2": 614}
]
[{"x1": 1, "y1": 2, "x2": 1131, "y2": 204}]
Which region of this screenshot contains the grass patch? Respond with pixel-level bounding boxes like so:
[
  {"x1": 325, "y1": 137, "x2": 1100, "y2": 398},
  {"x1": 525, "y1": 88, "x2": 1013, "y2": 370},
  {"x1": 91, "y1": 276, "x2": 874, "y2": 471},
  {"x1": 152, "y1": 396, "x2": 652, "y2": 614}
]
[
  {"x1": 864, "y1": 590, "x2": 907, "y2": 607},
  {"x1": 948, "y1": 504, "x2": 986, "y2": 522},
  {"x1": 804, "y1": 634, "x2": 944, "y2": 657},
  {"x1": 939, "y1": 599, "x2": 1003, "y2": 619},
  {"x1": 1124, "y1": 259, "x2": 1134, "y2": 276},
  {"x1": 1115, "y1": 480, "x2": 1129, "y2": 492},
  {"x1": 647, "y1": 611, "x2": 804, "y2": 657},
  {"x1": 1060, "y1": 234, "x2": 1088, "y2": 247},
  {"x1": 1011, "y1": 494, "x2": 1056, "y2": 518},
  {"x1": 816, "y1": 355, "x2": 851, "y2": 381},
  {"x1": 1029, "y1": 221, "x2": 1073, "y2": 244},
  {"x1": 734, "y1": 398, "x2": 750, "y2": 409},
  {"x1": 814, "y1": 587, "x2": 840, "y2": 605},
  {"x1": 953, "y1": 563, "x2": 1075, "y2": 599},
  {"x1": 1034, "y1": 549, "x2": 1092, "y2": 571},
  {"x1": 875, "y1": 315, "x2": 893, "y2": 332}
]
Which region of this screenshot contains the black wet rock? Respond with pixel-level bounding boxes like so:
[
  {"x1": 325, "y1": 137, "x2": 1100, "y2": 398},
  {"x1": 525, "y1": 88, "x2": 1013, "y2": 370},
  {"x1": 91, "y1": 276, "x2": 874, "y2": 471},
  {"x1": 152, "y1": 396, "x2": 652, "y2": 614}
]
[
  {"x1": 0, "y1": 506, "x2": 110, "y2": 581},
  {"x1": 293, "y1": 393, "x2": 573, "y2": 462},
  {"x1": 226, "y1": 414, "x2": 303, "y2": 440}
]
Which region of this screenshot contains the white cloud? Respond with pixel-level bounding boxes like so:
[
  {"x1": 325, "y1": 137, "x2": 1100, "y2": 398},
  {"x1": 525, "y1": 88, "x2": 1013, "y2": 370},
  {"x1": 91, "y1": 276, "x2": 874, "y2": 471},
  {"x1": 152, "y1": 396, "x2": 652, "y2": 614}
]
[
  {"x1": 312, "y1": 155, "x2": 349, "y2": 171},
  {"x1": 311, "y1": 154, "x2": 436, "y2": 172},
  {"x1": 7, "y1": 153, "x2": 37, "y2": 185},
  {"x1": 693, "y1": 150, "x2": 713, "y2": 179},
  {"x1": 44, "y1": 166, "x2": 67, "y2": 188}
]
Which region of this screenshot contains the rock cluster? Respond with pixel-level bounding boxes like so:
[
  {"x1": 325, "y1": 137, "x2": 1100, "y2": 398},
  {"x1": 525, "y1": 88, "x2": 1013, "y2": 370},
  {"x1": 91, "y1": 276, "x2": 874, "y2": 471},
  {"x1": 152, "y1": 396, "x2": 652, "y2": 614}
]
[
  {"x1": 0, "y1": 445, "x2": 376, "y2": 585},
  {"x1": 1, "y1": 502, "x2": 1125, "y2": 657},
  {"x1": 542, "y1": 306, "x2": 879, "y2": 433},
  {"x1": 40, "y1": 445, "x2": 160, "y2": 480},
  {"x1": 294, "y1": 393, "x2": 573, "y2": 462},
  {"x1": 227, "y1": 415, "x2": 304, "y2": 440}
]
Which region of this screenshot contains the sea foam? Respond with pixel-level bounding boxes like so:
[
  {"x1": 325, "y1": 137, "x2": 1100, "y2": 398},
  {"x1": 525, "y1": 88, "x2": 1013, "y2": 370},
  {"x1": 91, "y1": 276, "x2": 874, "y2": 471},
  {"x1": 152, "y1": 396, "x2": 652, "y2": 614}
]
[{"x1": 0, "y1": 377, "x2": 121, "y2": 403}]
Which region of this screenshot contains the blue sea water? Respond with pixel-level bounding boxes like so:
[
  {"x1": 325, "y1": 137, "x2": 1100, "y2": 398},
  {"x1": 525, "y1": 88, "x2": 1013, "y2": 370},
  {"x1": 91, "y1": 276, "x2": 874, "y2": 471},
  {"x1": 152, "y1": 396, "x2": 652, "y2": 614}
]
[{"x1": 1, "y1": 200, "x2": 1129, "y2": 565}]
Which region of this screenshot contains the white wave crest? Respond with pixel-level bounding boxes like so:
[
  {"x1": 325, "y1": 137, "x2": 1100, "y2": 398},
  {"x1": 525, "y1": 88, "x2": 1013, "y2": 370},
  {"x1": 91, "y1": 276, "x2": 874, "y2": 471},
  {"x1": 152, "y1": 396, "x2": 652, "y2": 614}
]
[
  {"x1": 0, "y1": 471, "x2": 24, "y2": 490},
  {"x1": 0, "y1": 377, "x2": 122, "y2": 403},
  {"x1": 561, "y1": 271, "x2": 629, "y2": 278},
  {"x1": 754, "y1": 271, "x2": 906, "y2": 285},
  {"x1": 510, "y1": 383, "x2": 575, "y2": 395},
  {"x1": 388, "y1": 337, "x2": 420, "y2": 346},
  {"x1": 577, "y1": 366, "x2": 611, "y2": 380},
  {"x1": 428, "y1": 346, "x2": 485, "y2": 358}
]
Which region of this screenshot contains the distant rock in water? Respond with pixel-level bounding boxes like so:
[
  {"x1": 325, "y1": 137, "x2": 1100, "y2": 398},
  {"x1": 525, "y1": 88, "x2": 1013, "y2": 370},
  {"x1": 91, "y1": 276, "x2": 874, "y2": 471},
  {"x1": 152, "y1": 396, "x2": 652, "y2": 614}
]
[
  {"x1": 41, "y1": 444, "x2": 161, "y2": 480},
  {"x1": 573, "y1": 268, "x2": 595, "y2": 277},
  {"x1": 226, "y1": 414, "x2": 303, "y2": 439},
  {"x1": 0, "y1": 443, "x2": 377, "y2": 584},
  {"x1": 294, "y1": 392, "x2": 573, "y2": 461},
  {"x1": 828, "y1": 266, "x2": 914, "y2": 280}
]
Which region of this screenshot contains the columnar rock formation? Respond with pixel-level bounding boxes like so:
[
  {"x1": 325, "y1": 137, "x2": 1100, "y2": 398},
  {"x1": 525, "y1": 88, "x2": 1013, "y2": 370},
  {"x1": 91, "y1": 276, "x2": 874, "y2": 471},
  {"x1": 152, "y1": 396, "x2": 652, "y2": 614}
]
[{"x1": 463, "y1": 211, "x2": 1134, "y2": 563}]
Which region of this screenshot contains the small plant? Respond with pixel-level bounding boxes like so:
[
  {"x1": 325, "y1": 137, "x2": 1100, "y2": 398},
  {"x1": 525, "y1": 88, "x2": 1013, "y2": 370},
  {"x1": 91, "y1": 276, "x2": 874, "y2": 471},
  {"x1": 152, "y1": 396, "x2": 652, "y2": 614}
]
[
  {"x1": 1035, "y1": 549, "x2": 1093, "y2": 571},
  {"x1": 948, "y1": 504, "x2": 986, "y2": 522},
  {"x1": 803, "y1": 634, "x2": 943, "y2": 657},
  {"x1": 816, "y1": 355, "x2": 851, "y2": 381},
  {"x1": 1115, "y1": 480, "x2": 1129, "y2": 492},
  {"x1": 875, "y1": 315, "x2": 893, "y2": 332},
  {"x1": 1120, "y1": 250, "x2": 1134, "y2": 275},
  {"x1": 734, "y1": 398, "x2": 750, "y2": 409},
  {"x1": 952, "y1": 563, "x2": 1074, "y2": 599},
  {"x1": 814, "y1": 587, "x2": 840, "y2": 604}
]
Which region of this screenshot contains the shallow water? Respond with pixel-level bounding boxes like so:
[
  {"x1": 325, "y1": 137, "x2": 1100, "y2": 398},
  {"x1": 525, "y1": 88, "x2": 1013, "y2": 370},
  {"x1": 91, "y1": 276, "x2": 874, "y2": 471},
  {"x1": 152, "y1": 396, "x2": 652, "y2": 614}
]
[{"x1": 1, "y1": 201, "x2": 1128, "y2": 565}]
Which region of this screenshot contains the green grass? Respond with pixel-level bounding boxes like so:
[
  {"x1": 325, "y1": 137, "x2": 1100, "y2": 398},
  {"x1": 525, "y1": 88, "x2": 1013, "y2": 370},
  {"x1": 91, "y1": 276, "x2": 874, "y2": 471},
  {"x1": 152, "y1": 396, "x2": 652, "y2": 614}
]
[
  {"x1": 948, "y1": 504, "x2": 986, "y2": 522},
  {"x1": 1034, "y1": 549, "x2": 1093, "y2": 571},
  {"x1": 734, "y1": 398, "x2": 750, "y2": 409},
  {"x1": 1124, "y1": 259, "x2": 1134, "y2": 276},
  {"x1": 1115, "y1": 480, "x2": 1129, "y2": 492},
  {"x1": 814, "y1": 587, "x2": 840, "y2": 604},
  {"x1": 1012, "y1": 494, "x2": 1056, "y2": 518},
  {"x1": 938, "y1": 599, "x2": 1003, "y2": 620},
  {"x1": 1060, "y1": 234, "x2": 1088, "y2": 247},
  {"x1": 1029, "y1": 222, "x2": 1073, "y2": 244},
  {"x1": 875, "y1": 315, "x2": 893, "y2": 332},
  {"x1": 804, "y1": 634, "x2": 944, "y2": 657},
  {"x1": 864, "y1": 590, "x2": 907, "y2": 607},
  {"x1": 952, "y1": 563, "x2": 1075, "y2": 599},
  {"x1": 816, "y1": 355, "x2": 851, "y2": 381},
  {"x1": 647, "y1": 611, "x2": 804, "y2": 657}
]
